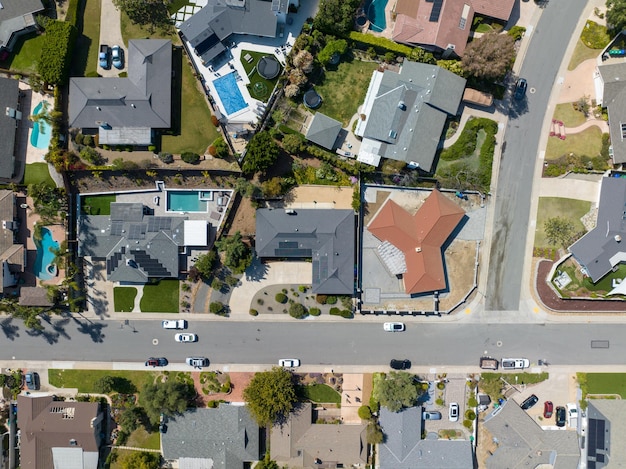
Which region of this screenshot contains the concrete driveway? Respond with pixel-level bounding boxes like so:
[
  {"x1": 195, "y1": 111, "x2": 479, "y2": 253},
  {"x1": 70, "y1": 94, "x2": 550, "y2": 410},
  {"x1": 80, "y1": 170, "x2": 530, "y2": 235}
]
[{"x1": 98, "y1": 0, "x2": 126, "y2": 76}]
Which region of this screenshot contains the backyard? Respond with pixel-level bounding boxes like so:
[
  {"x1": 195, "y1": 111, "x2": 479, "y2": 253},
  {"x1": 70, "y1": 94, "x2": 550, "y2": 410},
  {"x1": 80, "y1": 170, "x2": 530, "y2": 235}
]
[
  {"x1": 533, "y1": 197, "x2": 590, "y2": 249},
  {"x1": 81, "y1": 194, "x2": 116, "y2": 215},
  {"x1": 23, "y1": 163, "x2": 55, "y2": 187},
  {"x1": 240, "y1": 50, "x2": 282, "y2": 103},
  {"x1": 0, "y1": 32, "x2": 45, "y2": 74}
]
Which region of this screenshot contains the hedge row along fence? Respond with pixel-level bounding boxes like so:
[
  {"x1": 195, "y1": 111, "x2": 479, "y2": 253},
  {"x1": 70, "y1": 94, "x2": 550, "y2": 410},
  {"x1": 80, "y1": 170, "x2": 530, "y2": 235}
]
[{"x1": 348, "y1": 32, "x2": 435, "y2": 63}]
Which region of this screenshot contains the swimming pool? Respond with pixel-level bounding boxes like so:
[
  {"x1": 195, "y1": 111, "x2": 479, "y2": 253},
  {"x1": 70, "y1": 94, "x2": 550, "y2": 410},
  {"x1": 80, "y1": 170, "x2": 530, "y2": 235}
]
[
  {"x1": 167, "y1": 191, "x2": 208, "y2": 212},
  {"x1": 30, "y1": 101, "x2": 52, "y2": 150},
  {"x1": 365, "y1": 0, "x2": 388, "y2": 32},
  {"x1": 34, "y1": 226, "x2": 59, "y2": 281},
  {"x1": 213, "y1": 73, "x2": 248, "y2": 115}
]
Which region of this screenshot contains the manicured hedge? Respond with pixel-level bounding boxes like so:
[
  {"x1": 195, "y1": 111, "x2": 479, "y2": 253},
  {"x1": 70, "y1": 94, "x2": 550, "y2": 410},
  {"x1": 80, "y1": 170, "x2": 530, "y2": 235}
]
[
  {"x1": 37, "y1": 20, "x2": 76, "y2": 84},
  {"x1": 348, "y1": 32, "x2": 435, "y2": 63}
]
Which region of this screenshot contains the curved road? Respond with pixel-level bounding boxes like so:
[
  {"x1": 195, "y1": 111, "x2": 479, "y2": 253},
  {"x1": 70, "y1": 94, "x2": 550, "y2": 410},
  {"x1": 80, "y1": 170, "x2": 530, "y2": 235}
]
[{"x1": 485, "y1": 0, "x2": 588, "y2": 311}]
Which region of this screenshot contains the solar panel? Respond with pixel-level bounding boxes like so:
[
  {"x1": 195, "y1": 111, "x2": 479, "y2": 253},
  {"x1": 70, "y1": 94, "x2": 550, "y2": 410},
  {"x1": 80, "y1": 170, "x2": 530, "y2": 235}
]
[
  {"x1": 128, "y1": 224, "x2": 146, "y2": 240},
  {"x1": 588, "y1": 419, "x2": 606, "y2": 459},
  {"x1": 110, "y1": 221, "x2": 123, "y2": 236},
  {"x1": 279, "y1": 241, "x2": 299, "y2": 249},
  {"x1": 429, "y1": 0, "x2": 443, "y2": 22},
  {"x1": 597, "y1": 454, "x2": 605, "y2": 463},
  {"x1": 274, "y1": 248, "x2": 312, "y2": 257},
  {"x1": 312, "y1": 260, "x2": 320, "y2": 284},
  {"x1": 588, "y1": 463, "x2": 596, "y2": 469}
]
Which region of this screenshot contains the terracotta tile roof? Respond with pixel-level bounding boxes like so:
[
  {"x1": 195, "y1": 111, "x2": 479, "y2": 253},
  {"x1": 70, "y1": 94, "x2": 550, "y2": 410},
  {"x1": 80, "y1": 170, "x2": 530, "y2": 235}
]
[
  {"x1": 471, "y1": 0, "x2": 515, "y2": 21},
  {"x1": 367, "y1": 190, "x2": 465, "y2": 294}
]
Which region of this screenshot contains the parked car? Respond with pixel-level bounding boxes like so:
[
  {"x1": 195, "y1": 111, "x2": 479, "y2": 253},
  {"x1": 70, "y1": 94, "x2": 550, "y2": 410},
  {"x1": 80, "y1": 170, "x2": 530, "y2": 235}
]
[
  {"x1": 556, "y1": 406, "x2": 566, "y2": 427},
  {"x1": 501, "y1": 358, "x2": 530, "y2": 370},
  {"x1": 543, "y1": 401, "x2": 554, "y2": 418},
  {"x1": 186, "y1": 357, "x2": 209, "y2": 367},
  {"x1": 390, "y1": 359, "x2": 411, "y2": 370},
  {"x1": 175, "y1": 333, "x2": 197, "y2": 343},
  {"x1": 145, "y1": 357, "x2": 168, "y2": 367},
  {"x1": 99, "y1": 44, "x2": 110, "y2": 69},
  {"x1": 423, "y1": 411, "x2": 442, "y2": 420},
  {"x1": 383, "y1": 322, "x2": 405, "y2": 332},
  {"x1": 25, "y1": 372, "x2": 39, "y2": 390},
  {"x1": 514, "y1": 78, "x2": 527, "y2": 100},
  {"x1": 567, "y1": 403, "x2": 578, "y2": 428},
  {"x1": 521, "y1": 394, "x2": 539, "y2": 410},
  {"x1": 111, "y1": 45, "x2": 123, "y2": 69},
  {"x1": 162, "y1": 320, "x2": 187, "y2": 329},
  {"x1": 448, "y1": 402, "x2": 459, "y2": 422},
  {"x1": 278, "y1": 359, "x2": 300, "y2": 367}
]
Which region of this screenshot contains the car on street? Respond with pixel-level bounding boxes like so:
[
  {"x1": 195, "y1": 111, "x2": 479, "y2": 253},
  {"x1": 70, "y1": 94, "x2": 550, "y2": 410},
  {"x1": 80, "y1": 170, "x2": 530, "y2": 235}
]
[
  {"x1": 383, "y1": 322, "x2": 405, "y2": 332},
  {"x1": 423, "y1": 411, "x2": 441, "y2": 420},
  {"x1": 514, "y1": 78, "x2": 527, "y2": 100},
  {"x1": 162, "y1": 320, "x2": 187, "y2": 329},
  {"x1": 25, "y1": 372, "x2": 39, "y2": 390},
  {"x1": 501, "y1": 358, "x2": 530, "y2": 370},
  {"x1": 186, "y1": 357, "x2": 209, "y2": 367},
  {"x1": 278, "y1": 359, "x2": 300, "y2": 367},
  {"x1": 390, "y1": 359, "x2": 411, "y2": 370},
  {"x1": 543, "y1": 401, "x2": 553, "y2": 418},
  {"x1": 145, "y1": 357, "x2": 168, "y2": 367},
  {"x1": 175, "y1": 333, "x2": 197, "y2": 343},
  {"x1": 521, "y1": 394, "x2": 539, "y2": 410},
  {"x1": 556, "y1": 406, "x2": 566, "y2": 427},
  {"x1": 448, "y1": 402, "x2": 459, "y2": 422},
  {"x1": 111, "y1": 45, "x2": 123, "y2": 69}
]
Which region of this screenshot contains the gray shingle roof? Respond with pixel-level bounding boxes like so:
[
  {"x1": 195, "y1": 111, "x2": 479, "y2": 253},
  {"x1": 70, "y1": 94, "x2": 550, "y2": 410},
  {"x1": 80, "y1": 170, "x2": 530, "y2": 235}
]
[
  {"x1": 78, "y1": 203, "x2": 184, "y2": 283},
  {"x1": 180, "y1": 0, "x2": 281, "y2": 64},
  {"x1": 0, "y1": 190, "x2": 23, "y2": 292},
  {"x1": 0, "y1": 0, "x2": 43, "y2": 50},
  {"x1": 161, "y1": 405, "x2": 259, "y2": 469},
  {"x1": 305, "y1": 113, "x2": 342, "y2": 150},
  {"x1": 0, "y1": 77, "x2": 19, "y2": 179},
  {"x1": 360, "y1": 61, "x2": 466, "y2": 171},
  {"x1": 599, "y1": 63, "x2": 626, "y2": 164},
  {"x1": 484, "y1": 401, "x2": 580, "y2": 469},
  {"x1": 378, "y1": 406, "x2": 473, "y2": 468},
  {"x1": 568, "y1": 176, "x2": 626, "y2": 282},
  {"x1": 69, "y1": 40, "x2": 171, "y2": 142},
  {"x1": 255, "y1": 208, "x2": 355, "y2": 294}
]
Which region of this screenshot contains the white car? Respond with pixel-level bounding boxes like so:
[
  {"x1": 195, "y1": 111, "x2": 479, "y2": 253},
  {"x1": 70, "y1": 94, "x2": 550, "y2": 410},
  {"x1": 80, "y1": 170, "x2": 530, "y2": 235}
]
[
  {"x1": 449, "y1": 402, "x2": 459, "y2": 422},
  {"x1": 383, "y1": 322, "x2": 405, "y2": 332},
  {"x1": 175, "y1": 333, "x2": 197, "y2": 343},
  {"x1": 162, "y1": 320, "x2": 187, "y2": 329},
  {"x1": 501, "y1": 358, "x2": 530, "y2": 370},
  {"x1": 278, "y1": 359, "x2": 300, "y2": 367},
  {"x1": 186, "y1": 357, "x2": 209, "y2": 367}
]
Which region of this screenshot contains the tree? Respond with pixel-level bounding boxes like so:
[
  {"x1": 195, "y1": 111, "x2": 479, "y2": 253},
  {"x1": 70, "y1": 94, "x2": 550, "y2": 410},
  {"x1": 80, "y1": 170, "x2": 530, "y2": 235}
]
[
  {"x1": 366, "y1": 421, "x2": 384, "y2": 444},
  {"x1": 37, "y1": 20, "x2": 76, "y2": 84},
  {"x1": 607, "y1": 0, "x2": 626, "y2": 33},
  {"x1": 94, "y1": 376, "x2": 116, "y2": 394},
  {"x1": 313, "y1": 0, "x2": 361, "y2": 35},
  {"x1": 210, "y1": 301, "x2": 227, "y2": 316},
  {"x1": 461, "y1": 32, "x2": 515, "y2": 81},
  {"x1": 544, "y1": 217, "x2": 575, "y2": 248},
  {"x1": 284, "y1": 84, "x2": 300, "y2": 98},
  {"x1": 112, "y1": 0, "x2": 171, "y2": 30},
  {"x1": 293, "y1": 50, "x2": 314, "y2": 73},
  {"x1": 117, "y1": 405, "x2": 146, "y2": 433},
  {"x1": 372, "y1": 372, "x2": 419, "y2": 412},
  {"x1": 243, "y1": 367, "x2": 298, "y2": 426},
  {"x1": 288, "y1": 68, "x2": 307, "y2": 87},
  {"x1": 140, "y1": 380, "x2": 195, "y2": 424},
  {"x1": 215, "y1": 231, "x2": 252, "y2": 274},
  {"x1": 241, "y1": 131, "x2": 280, "y2": 174},
  {"x1": 181, "y1": 152, "x2": 200, "y2": 164},
  {"x1": 119, "y1": 451, "x2": 160, "y2": 469},
  {"x1": 318, "y1": 39, "x2": 348, "y2": 66},
  {"x1": 358, "y1": 405, "x2": 372, "y2": 420},
  {"x1": 261, "y1": 177, "x2": 284, "y2": 198},
  {"x1": 282, "y1": 133, "x2": 305, "y2": 155},
  {"x1": 194, "y1": 250, "x2": 217, "y2": 279},
  {"x1": 212, "y1": 137, "x2": 230, "y2": 158}
]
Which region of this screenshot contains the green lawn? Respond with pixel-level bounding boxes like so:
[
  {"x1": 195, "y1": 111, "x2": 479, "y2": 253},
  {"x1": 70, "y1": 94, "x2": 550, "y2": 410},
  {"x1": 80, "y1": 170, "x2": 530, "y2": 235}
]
[
  {"x1": 534, "y1": 197, "x2": 590, "y2": 249},
  {"x1": 120, "y1": 10, "x2": 177, "y2": 46},
  {"x1": 581, "y1": 373, "x2": 626, "y2": 399},
  {"x1": 315, "y1": 59, "x2": 379, "y2": 126},
  {"x1": 568, "y1": 39, "x2": 602, "y2": 71},
  {"x1": 302, "y1": 384, "x2": 341, "y2": 403},
  {"x1": 0, "y1": 32, "x2": 45, "y2": 74},
  {"x1": 140, "y1": 279, "x2": 179, "y2": 312},
  {"x1": 48, "y1": 369, "x2": 157, "y2": 393},
  {"x1": 545, "y1": 126, "x2": 602, "y2": 161},
  {"x1": 240, "y1": 50, "x2": 282, "y2": 103},
  {"x1": 71, "y1": 0, "x2": 102, "y2": 77},
  {"x1": 114, "y1": 287, "x2": 137, "y2": 312},
  {"x1": 81, "y1": 194, "x2": 116, "y2": 215},
  {"x1": 126, "y1": 427, "x2": 161, "y2": 449},
  {"x1": 553, "y1": 103, "x2": 586, "y2": 128},
  {"x1": 23, "y1": 163, "x2": 55, "y2": 187}
]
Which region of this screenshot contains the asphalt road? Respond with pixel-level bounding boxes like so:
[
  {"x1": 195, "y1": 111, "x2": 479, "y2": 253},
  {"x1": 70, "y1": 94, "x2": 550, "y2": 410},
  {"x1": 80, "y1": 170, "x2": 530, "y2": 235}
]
[
  {"x1": 485, "y1": 0, "x2": 588, "y2": 311},
  {"x1": 1, "y1": 318, "x2": 623, "y2": 367}
]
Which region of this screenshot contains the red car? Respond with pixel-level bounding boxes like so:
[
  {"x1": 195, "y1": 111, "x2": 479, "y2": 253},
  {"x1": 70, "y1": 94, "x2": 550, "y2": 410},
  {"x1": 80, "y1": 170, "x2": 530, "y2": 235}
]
[{"x1": 543, "y1": 401, "x2": 554, "y2": 418}]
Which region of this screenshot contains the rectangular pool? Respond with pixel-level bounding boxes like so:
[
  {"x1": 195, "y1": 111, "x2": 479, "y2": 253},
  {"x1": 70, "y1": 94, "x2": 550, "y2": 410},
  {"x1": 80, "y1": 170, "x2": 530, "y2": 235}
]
[
  {"x1": 213, "y1": 72, "x2": 248, "y2": 115},
  {"x1": 167, "y1": 191, "x2": 208, "y2": 212}
]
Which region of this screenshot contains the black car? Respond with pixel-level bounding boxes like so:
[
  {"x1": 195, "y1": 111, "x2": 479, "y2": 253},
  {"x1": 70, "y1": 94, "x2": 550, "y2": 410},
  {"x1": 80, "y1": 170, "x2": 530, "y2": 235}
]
[
  {"x1": 521, "y1": 394, "x2": 539, "y2": 410},
  {"x1": 514, "y1": 78, "x2": 528, "y2": 100},
  {"x1": 556, "y1": 406, "x2": 566, "y2": 427},
  {"x1": 145, "y1": 357, "x2": 168, "y2": 367},
  {"x1": 390, "y1": 359, "x2": 411, "y2": 370}
]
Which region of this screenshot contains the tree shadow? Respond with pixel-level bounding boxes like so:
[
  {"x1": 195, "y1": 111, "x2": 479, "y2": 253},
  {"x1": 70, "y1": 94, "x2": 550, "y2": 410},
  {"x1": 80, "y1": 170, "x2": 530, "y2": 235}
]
[
  {"x1": 0, "y1": 318, "x2": 20, "y2": 341},
  {"x1": 243, "y1": 257, "x2": 270, "y2": 282},
  {"x1": 75, "y1": 319, "x2": 107, "y2": 343},
  {"x1": 25, "y1": 327, "x2": 60, "y2": 345}
]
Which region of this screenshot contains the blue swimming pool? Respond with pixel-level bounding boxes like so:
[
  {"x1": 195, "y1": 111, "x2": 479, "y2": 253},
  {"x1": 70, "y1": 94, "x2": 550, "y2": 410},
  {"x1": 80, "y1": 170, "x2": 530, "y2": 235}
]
[
  {"x1": 213, "y1": 72, "x2": 248, "y2": 115},
  {"x1": 365, "y1": 0, "x2": 388, "y2": 32},
  {"x1": 34, "y1": 226, "x2": 59, "y2": 281},
  {"x1": 30, "y1": 101, "x2": 52, "y2": 150},
  {"x1": 167, "y1": 191, "x2": 208, "y2": 212}
]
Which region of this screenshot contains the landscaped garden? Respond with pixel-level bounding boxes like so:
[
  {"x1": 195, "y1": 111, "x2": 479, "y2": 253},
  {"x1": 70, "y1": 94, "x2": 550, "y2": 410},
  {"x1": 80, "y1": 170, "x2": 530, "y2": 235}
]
[
  {"x1": 240, "y1": 50, "x2": 282, "y2": 103},
  {"x1": 302, "y1": 383, "x2": 341, "y2": 403},
  {"x1": 543, "y1": 127, "x2": 609, "y2": 176},
  {"x1": 578, "y1": 373, "x2": 626, "y2": 404},
  {"x1": 551, "y1": 258, "x2": 626, "y2": 298},
  {"x1": 23, "y1": 162, "x2": 55, "y2": 187},
  {"x1": 552, "y1": 103, "x2": 587, "y2": 127},
  {"x1": 81, "y1": 194, "x2": 116, "y2": 215},
  {"x1": 533, "y1": 197, "x2": 590, "y2": 249},
  {"x1": 568, "y1": 20, "x2": 610, "y2": 70},
  {"x1": 250, "y1": 286, "x2": 353, "y2": 319}
]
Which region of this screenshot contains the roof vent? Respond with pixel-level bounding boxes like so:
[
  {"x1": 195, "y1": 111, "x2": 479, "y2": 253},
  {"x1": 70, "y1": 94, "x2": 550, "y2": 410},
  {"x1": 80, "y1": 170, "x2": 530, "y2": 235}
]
[
  {"x1": 69, "y1": 439, "x2": 77, "y2": 446},
  {"x1": 616, "y1": 235, "x2": 622, "y2": 242},
  {"x1": 398, "y1": 101, "x2": 406, "y2": 110},
  {"x1": 415, "y1": 247, "x2": 422, "y2": 253},
  {"x1": 131, "y1": 104, "x2": 136, "y2": 108},
  {"x1": 96, "y1": 106, "x2": 101, "y2": 111},
  {"x1": 389, "y1": 130, "x2": 397, "y2": 139}
]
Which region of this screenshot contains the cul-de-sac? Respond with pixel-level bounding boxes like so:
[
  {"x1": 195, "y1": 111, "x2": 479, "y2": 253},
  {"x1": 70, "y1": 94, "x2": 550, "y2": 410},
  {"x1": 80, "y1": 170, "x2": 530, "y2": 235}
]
[{"x1": 0, "y1": 0, "x2": 626, "y2": 467}]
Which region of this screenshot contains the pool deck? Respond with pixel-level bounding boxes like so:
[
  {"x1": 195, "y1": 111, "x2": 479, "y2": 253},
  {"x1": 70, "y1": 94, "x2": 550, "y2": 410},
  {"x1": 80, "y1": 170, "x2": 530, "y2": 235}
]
[{"x1": 364, "y1": 0, "x2": 395, "y2": 40}]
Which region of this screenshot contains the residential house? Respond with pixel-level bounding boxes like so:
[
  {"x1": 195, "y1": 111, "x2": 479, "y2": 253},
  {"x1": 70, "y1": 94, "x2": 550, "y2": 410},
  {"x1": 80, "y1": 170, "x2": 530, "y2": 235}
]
[
  {"x1": 78, "y1": 202, "x2": 209, "y2": 283},
  {"x1": 0, "y1": 190, "x2": 24, "y2": 292},
  {"x1": 0, "y1": 77, "x2": 23, "y2": 180},
  {"x1": 568, "y1": 175, "x2": 626, "y2": 284},
  {"x1": 305, "y1": 112, "x2": 342, "y2": 151},
  {"x1": 17, "y1": 394, "x2": 104, "y2": 469},
  {"x1": 271, "y1": 402, "x2": 367, "y2": 468},
  {"x1": 392, "y1": 0, "x2": 515, "y2": 57},
  {"x1": 69, "y1": 40, "x2": 172, "y2": 146},
  {"x1": 255, "y1": 208, "x2": 355, "y2": 294},
  {"x1": 378, "y1": 406, "x2": 473, "y2": 468},
  {"x1": 585, "y1": 400, "x2": 626, "y2": 468},
  {"x1": 355, "y1": 61, "x2": 466, "y2": 170},
  {"x1": 0, "y1": 0, "x2": 44, "y2": 54},
  {"x1": 161, "y1": 405, "x2": 260, "y2": 469},
  {"x1": 483, "y1": 401, "x2": 580, "y2": 469},
  {"x1": 598, "y1": 62, "x2": 626, "y2": 166},
  {"x1": 179, "y1": 0, "x2": 293, "y2": 65},
  {"x1": 367, "y1": 189, "x2": 465, "y2": 295}
]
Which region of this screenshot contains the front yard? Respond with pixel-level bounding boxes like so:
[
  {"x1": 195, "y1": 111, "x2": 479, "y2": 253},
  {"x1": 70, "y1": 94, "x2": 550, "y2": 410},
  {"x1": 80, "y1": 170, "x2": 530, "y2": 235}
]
[
  {"x1": 140, "y1": 279, "x2": 180, "y2": 313},
  {"x1": 552, "y1": 258, "x2": 626, "y2": 297},
  {"x1": 533, "y1": 197, "x2": 590, "y2": 249},
  {"x1": 578, "y1": 373, "x2": 626, "y2": 401}
]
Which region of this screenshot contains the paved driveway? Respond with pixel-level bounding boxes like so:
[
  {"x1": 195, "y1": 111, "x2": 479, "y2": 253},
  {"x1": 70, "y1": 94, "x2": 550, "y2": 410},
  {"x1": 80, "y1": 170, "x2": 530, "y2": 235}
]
[{"x1": 98, "y1": 0, "x2": 126, "y2": 76}]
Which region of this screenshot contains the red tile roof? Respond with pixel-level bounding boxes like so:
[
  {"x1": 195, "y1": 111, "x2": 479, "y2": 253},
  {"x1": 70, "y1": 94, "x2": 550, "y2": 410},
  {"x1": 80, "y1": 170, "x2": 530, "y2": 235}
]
[{"x1": 367, "y1": 190, "x2": 465, "y2": 294}]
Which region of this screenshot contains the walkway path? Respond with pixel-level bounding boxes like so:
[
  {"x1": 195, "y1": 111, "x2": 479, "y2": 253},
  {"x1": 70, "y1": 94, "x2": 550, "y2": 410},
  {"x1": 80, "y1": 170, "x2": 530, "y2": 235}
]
[
  {"x1": 563, "y1": 118, "x2": 608, "y2": 134},
  {"x1": 132, "y1": 285, "x2": 144, "y2": 313},
  {"x1": 112, "y1": 446, "x2": 161, "y2": 453},
  {"x1": 557, "y1": 58, "x2": 599, "y2": 104}
]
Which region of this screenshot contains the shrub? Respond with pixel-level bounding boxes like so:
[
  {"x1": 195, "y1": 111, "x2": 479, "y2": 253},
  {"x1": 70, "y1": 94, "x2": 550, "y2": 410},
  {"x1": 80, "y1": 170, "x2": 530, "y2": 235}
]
[
  {"x1": 436, "y1": 398, "x2": 444, "y2": 406},
  {"x1": 225, "y1": 275, "x2": 239, "y2": 287},
  {"x1": 148, "y1": 145, "x2": 156, "y2": 152},
  {"x1": 249, "y1": 309, "x2": 259, "y2": 316},
  {"x1": 83, "y1": 135, "x2": 93, "y2": 146},
  {"x1": 181, "y1": 152, "x2": 201, "y2": 164},
  {"x1": 275, "y1": 293, "x2": 287, "y2": 303},
  {"x1": 507, "y1": 25, "x2": 526, "y2": 41},
  {"x1": 211, "y1": 278, "x2": 223, "y2": 290},
  {"x1": 330, "y1": 307, "x2": 340, "y2": 316},
  {"x1": 463, "y1": 419, "x2": 473, "y2": 429},
  {"x1": 316, "y1": 294, "x2": 328, "y2": 304},
  {"x1": 298, "y1": 285, "x2": 307, "y2": 293},
  {"x1": 369, "y1": 397, "x2": 380, "y2": 413},
  {"x1": 37, "y1": 20, "x2": 76, "y2": 84},
  {"x1": 309, "y1": 307, "x2": 321, "y2": 316},
  {"x1": 74, "y1": 133, "x2": 83, "y2": 145},
  {"x1": 326, "y1": 296, "x2": 337, "y2": 305},
  {"x1": 207, "y1": 400, "x2": 218, "y2": 408},
  {"x1": 210, "y1": 301, "x2": 227, "y2": 316},
  {"x1": 340, "y1": 309, "x2": 353, "y2": 318},
  {"x1": 289, "y1": 302, "x2": 308, "y2": 319},
  {"x1": 211, "y1": 115, "x2": 219, "y2": 126},
  {"x1": 465, "y1": 409, "x2": 476, "y2": 420},
  {"x1": 437, "y1": 381, "x2": 445, "y2": 390},
  {"x1": 358, "y1": 405, "x2": 372, "y2": 420},
  {"x1": 468, "y1": 396, "x2": 478, "y2": 407},
  {"x1": 158, "y1": 152, "x2": 174, "y2": 164}
]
